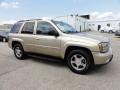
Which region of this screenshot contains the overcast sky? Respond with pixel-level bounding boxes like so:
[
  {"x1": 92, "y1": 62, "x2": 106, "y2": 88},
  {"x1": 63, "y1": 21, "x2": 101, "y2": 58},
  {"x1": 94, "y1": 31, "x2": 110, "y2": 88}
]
[{"x1": 0, "y1": 0, "x2": 120, "y2": 24}]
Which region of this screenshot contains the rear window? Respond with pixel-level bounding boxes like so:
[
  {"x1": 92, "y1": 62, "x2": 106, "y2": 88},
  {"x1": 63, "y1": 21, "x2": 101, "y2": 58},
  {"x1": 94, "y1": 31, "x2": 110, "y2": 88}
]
[{"x1": 10, "y1": 23, "x2": 22, "y2": 33}]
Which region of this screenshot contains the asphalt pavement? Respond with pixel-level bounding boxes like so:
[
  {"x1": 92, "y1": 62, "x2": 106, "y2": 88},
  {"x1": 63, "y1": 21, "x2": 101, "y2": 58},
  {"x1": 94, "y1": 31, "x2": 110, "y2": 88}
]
[{"x1": 0, "y1": 31, "x2": 120, "y2": 90}]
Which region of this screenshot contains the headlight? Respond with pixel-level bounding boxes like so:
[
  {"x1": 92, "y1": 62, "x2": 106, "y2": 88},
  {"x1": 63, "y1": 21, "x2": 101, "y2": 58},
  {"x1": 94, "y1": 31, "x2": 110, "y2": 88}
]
[{"x1": 99, "y1": 42, "x2": 109, "y2": 53}]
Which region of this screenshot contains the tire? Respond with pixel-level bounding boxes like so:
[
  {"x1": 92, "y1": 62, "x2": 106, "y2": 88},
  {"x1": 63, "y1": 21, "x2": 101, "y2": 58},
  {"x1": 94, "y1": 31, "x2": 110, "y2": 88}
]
[
  {"x1": 101, "y1": 30, "x2": 104, "y2": 33},
  {"x1": 67, "y1": 50, "x2": 93, "y2": 74},
  {"x1": 13, "y1": 43, "x2": 26, "y2": 60},
  {"x1": 109, "y1": 30, "x2": 113, "y2": 34}
]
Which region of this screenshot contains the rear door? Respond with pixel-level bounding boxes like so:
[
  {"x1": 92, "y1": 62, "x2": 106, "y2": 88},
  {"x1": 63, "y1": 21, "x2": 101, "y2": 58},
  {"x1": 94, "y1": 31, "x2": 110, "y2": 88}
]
[{"x1": 19, "y1": 21, "x2": 36, "y2": 52}]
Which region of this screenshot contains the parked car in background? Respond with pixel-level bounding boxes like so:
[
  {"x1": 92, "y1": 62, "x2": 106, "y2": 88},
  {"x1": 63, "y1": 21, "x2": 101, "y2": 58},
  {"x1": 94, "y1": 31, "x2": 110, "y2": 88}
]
[
  {"x1": 100, "y1": 27, "x2": 116, "y2": 33},
  {"x1": 0, "y1": 31, "x2": 9, "y2": 42},
  {"x1": 8, "y1": 19, "x2": 113, "y2": 74},
  {"x1": 115, "y1": 30, "x2": 120, "y2": 36}
]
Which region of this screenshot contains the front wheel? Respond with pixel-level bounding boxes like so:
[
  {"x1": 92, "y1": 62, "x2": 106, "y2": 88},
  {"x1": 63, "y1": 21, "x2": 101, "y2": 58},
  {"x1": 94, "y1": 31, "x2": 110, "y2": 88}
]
[
  {"x1": 13, "y1": 44, "x2": 26, "y2": 60},
  {"x1": 67, "y1": 50, "x2": 93, "y2": 74}
]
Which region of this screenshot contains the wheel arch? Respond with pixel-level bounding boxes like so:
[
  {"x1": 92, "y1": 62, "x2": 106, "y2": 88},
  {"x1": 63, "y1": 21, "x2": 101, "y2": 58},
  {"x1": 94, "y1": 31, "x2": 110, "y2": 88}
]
[
  {"x1": 64, "y1": 46, "x2": 94, "y2": 65},
  {"x1": 12, "y1": 41, "x2": 22, "y2": 49}
]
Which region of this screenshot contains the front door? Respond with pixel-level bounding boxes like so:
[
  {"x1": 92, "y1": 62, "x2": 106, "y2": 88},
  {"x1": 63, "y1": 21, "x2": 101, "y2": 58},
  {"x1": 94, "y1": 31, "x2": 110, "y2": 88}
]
[{"x1": 34, "y1": 21, "x2": 61, "y2": 57}]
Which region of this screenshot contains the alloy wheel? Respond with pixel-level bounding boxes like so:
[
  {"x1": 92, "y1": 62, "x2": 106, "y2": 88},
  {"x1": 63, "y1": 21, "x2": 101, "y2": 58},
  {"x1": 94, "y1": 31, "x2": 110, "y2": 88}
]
[{"x1": 70, "y1": 54, "x2": 87, "y2": 71}]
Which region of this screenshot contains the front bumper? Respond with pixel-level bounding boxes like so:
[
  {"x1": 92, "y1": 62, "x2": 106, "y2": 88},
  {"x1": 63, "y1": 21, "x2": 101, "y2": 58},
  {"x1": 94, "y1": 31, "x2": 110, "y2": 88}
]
[{"x1": 92, "y1": 48, "x2": 113, "y2": 65}]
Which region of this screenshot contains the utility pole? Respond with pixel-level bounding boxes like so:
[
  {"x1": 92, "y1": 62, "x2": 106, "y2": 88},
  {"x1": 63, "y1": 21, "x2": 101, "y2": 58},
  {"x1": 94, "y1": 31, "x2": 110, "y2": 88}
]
[{"x1": 119, "y1": 23, "x2": 120, "y2": 30}]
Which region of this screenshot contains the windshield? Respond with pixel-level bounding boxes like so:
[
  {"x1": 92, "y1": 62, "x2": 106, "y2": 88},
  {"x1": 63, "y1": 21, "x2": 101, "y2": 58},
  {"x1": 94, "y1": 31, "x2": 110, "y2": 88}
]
[{"x1": 53, "y1": 21, "x2": 79, "y2": 33}]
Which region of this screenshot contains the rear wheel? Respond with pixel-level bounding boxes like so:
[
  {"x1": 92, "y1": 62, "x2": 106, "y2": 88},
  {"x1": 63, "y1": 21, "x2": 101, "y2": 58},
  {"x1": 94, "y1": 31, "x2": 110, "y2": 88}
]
[
  {"x1": 13, "y1": 44, "x2": 26, "y2": 60},
  {"x1": 67, "y1": 50, "x2": 93, "y2": 74}
]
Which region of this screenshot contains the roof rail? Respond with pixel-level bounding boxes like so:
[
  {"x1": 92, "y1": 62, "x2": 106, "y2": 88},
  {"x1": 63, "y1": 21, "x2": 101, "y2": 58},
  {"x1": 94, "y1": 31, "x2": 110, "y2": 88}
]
[{"x1": 18, "y1": 19, "x2": 42, "y2": 22}]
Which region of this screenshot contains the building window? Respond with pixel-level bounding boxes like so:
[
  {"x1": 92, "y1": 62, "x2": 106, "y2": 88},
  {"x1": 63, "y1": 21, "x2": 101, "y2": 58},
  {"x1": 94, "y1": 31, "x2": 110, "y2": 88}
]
[
  {"x1": 119, "y1": 23, "x2": 120, "y2": 26},
  {"x1": 107, "y1": 24, "x2": 110, "y2": 27},
  {"x1": 118, "y1": 23, "x2": 120, "y2": 29}
]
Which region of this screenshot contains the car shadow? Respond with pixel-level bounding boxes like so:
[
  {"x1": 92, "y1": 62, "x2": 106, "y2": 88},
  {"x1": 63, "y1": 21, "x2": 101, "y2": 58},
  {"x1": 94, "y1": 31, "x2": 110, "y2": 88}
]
[
  {"x1": 87, "y1": 64, "x2": 112, "y2": 75},
  {"x1": 115, "y1": 36, "x2": 120, "y2": 38},
  {"x1": 26, "y1": 54, "x2": 111, "y2": 75},
  {"x1": 28, "y1": 55, "x2": 67, "y2": 68}
]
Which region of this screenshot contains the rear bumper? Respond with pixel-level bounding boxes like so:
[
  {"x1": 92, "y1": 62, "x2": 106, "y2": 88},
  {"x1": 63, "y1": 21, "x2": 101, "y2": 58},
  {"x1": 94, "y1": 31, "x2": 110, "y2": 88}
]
[{"x1": 92, "y1": 48, "x2": 113, "y2": 65}]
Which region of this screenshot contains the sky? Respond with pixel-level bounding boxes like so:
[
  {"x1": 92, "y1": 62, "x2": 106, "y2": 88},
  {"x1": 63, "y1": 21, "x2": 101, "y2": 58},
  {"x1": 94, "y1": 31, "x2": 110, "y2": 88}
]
[{"x1": 0, "y1": 0, "x2": 120, "y2": 24}]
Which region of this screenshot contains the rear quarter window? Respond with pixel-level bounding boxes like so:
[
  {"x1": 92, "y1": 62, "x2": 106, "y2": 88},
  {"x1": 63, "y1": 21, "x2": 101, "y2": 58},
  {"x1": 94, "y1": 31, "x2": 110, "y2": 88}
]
[{"x1": 10, "y1": 23, "x2": 23, "y2": 33}]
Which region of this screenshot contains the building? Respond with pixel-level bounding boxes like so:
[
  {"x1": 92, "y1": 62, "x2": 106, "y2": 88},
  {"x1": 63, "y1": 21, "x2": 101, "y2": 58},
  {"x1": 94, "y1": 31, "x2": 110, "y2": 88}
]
[
  {"x1": 0, "y1": 24, "x2": 13, "y2": 31},
  {"x1": 0, "y1": 14, "x2": 90, "y2": 32},
  {"x1": 55, "y1": 14, "x2": 120, "y2": 32},
  {"x1": 54, "y1": 14, "x2": 90, "y2": 32},
  {"x1": 89, "y1": 20, "x2": 120, "y2": 31}
]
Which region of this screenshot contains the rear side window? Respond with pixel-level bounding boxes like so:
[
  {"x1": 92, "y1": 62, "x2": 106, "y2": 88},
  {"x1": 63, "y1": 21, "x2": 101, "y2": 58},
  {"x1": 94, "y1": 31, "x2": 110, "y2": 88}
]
[
  {"x1": 10, "y1": 23, "x2": 22, "y2": 33},
  {"x1": 21, "y1": 22, "x2": 35, "y2": 34}
]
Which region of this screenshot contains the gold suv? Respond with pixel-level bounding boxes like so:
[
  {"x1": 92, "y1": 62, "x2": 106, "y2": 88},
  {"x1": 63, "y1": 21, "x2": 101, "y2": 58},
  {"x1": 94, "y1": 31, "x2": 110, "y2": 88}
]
[{"x1": 8, "y1": 19, "x2": 113, "y2": 74}]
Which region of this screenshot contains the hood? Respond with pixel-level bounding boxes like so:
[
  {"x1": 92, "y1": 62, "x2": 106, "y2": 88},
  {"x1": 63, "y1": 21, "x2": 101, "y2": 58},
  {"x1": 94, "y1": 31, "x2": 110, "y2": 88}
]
[{"x1": 66, "y1": 33, "x2": 109, "y2": 43}]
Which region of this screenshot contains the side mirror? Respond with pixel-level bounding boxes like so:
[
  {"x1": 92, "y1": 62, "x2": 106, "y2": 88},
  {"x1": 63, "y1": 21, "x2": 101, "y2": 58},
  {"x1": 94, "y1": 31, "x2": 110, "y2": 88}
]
[{"x1": 48, "y1": 30, "x2": 59, "y2": 37}]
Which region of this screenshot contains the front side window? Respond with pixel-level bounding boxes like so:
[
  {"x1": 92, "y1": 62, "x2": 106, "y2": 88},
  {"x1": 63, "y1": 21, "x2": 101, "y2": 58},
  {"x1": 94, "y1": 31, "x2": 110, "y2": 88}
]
[
  {"x1": 21, "y1": 22, "x2": 35, "y2": 34},
  {"x1": 36, "y1": 21, "x2": 56, "y2": 35},
  {"x1": 53, "y1": 21, "x2": 78, "y2": 33},
  {"x1": 10, "y1": 23, "x2": 22, "y2": 33}
]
